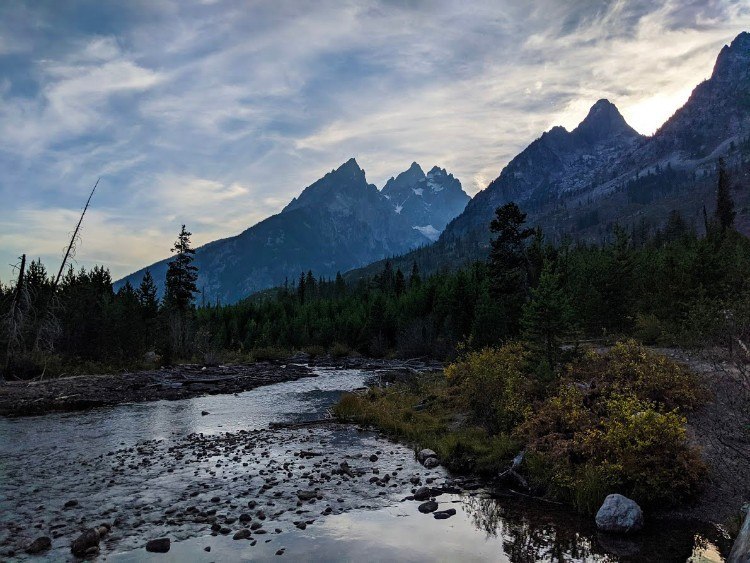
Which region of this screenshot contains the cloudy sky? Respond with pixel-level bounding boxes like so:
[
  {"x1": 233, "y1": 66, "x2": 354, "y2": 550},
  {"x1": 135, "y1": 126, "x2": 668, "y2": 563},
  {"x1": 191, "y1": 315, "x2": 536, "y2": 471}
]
[{"x1": 1, "y1": 0, "x2": 748, "y2": 282}]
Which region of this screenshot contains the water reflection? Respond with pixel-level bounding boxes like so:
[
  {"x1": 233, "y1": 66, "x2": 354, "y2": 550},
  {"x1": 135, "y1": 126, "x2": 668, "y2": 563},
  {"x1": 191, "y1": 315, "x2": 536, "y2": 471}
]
[{"x1": 462, "y1": 493, "x2": 728, "y2": 562}]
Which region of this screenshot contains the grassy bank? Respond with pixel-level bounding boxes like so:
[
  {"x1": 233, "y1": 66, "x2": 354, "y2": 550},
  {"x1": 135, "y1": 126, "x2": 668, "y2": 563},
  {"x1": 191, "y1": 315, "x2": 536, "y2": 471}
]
[{"x1": 335, "y1": 340, "x2": 709, "y2": 514}]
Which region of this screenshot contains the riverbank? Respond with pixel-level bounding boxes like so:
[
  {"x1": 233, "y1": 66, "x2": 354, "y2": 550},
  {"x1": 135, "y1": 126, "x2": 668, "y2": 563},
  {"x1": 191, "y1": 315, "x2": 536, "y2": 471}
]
[
  {"x1": 334, "y1": 344, "x2": 750, "y2": 531},
  {"x1": 0, "y1": 356, "x2": 442, "y2": 418}
]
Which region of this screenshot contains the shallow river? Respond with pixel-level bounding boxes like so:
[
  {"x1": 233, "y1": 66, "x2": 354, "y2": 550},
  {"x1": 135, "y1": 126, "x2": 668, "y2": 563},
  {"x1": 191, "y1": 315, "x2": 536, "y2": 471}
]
[{"x1": 0, "y1": 367, "x2": 731, "y2": 561}]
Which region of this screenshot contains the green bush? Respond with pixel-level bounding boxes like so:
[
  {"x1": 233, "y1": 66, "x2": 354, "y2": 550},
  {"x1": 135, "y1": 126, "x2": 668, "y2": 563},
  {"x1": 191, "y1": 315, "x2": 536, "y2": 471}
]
[
  {"x1": 251, "y1": 346, "x2": 290, "y2": 362},
  {"x1": 634, "y1": 313, "x2": 663, "y2": 344},
  {"x1": 445, "y1": 343, "x2": 534, "y2": 433},
  {"x1": 567, "y1": 340, "x2": 708, "y2": 411},
  {"x1": 519, "y1": 342, "x2": 708, "y2": 510},
  {"x1": 329, "y1": 342, "x2": 351, "y2": 358},
  {"x1": 302, "y1": 345, "x2": 326, "y2": 358}
]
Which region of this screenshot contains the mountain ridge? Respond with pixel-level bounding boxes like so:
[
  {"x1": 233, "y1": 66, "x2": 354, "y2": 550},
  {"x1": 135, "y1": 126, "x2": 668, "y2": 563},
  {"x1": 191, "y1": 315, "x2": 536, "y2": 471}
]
[{"x1": 116, "y1": 159, "x2": 468, "y2": 303}]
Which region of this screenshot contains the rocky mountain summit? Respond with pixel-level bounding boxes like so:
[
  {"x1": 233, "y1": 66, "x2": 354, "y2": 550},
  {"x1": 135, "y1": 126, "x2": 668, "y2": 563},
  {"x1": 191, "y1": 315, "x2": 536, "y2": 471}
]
[
  {"x1": 117, "y1": 159, "x2": 466, "y2": 303},
  {"x1": 381, "y1": 162, "x2": 469, "y2": 241}
]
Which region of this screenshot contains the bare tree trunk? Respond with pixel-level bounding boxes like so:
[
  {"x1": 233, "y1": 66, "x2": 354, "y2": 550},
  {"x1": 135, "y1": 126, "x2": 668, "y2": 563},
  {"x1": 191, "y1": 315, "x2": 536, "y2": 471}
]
[{"x1": 3, "y1": 254, "x2": 27, "y2": 379}]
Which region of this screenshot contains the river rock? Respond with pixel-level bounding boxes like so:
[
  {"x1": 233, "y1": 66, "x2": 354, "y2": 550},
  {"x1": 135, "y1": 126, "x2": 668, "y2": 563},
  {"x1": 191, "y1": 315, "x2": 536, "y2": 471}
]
[
  {"x1": 595, "y1": 494, "x2": 644, "y2": 533},
  {"x1": 418, "y1": 500, "x2": 438, "y2": 514},
  {"x1": 433, "y1": 508, "x2": 457, "y2": 520},
  {"x1": 233, "y1": 529, "x2": 252, "y2": 540},
  {"x1": 417, "y1": 449, "x2": 437, "y2": 463},
  {"x1": 423, "y1": 457, "x2": 440, "y2": 469},
  {"x1": 297, "y1": 490, "x2": 317, "y2": 501},
  {"x1": 413, "y1": 487, "x2": 432, "y2": 501},
  {"x1": 145, "y1": 538, "x2": 171, "y2": 552},
  {"x1": 25, "y1": 536, "x2": 51, "y2": 555},
  {"x1": 71, "y1": 528, "x2": 100, "y2": 557}
]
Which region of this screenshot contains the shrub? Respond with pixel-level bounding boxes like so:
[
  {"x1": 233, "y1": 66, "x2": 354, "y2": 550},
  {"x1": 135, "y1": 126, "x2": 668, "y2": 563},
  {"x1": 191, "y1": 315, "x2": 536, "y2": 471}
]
[
  {"x1": 329, "y1": 342, "x2": 350, "y2": 358},
  {"x1": 251, "y1": 346, "x2": 289, "y2": 362},
  {"x1": 634, "y1": 313, "x2": 663, "y2": 344},
  {"x1": 568, "y1": 340, "x2": 707, "y2": 411},
  {"x1": 444, "y1": 343, "x2": 534, "y2": 433},
  {"x1": 519, "y1": 346, "x2": 708, "y2": 511},
  {"x1": 303, "y1": 345, "x2": 326, "y2": 358}
]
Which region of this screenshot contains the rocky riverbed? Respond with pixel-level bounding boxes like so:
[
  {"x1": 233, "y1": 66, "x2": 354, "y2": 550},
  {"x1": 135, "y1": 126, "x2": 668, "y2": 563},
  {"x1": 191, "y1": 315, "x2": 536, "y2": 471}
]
[
  {"x1": 0, "y1": 365, "x2": 733, "y2": 561},
  {"x1": 0, "y1": 356, "x2": 440, "y2": 417}
]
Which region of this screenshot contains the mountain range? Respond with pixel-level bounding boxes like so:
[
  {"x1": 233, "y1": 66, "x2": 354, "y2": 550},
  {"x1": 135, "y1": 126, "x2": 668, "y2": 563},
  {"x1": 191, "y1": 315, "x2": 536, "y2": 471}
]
[
  {"x1": 349, "y1": 31, "x2": 750, "y2": 281},
  {"x1": 116, "y1": 159, "x2": 469, "y2": 303},
  {"x1": 119, "y1": 31, "x2": 750, "y2": 302}
]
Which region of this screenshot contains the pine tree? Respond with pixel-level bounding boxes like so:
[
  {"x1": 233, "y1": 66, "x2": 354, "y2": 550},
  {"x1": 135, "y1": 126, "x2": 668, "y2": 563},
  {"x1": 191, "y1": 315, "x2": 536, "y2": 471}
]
[
  {"x1": 715, "y1": 158, "x2": 736, "y2": 231},
  {"x1": 137, "y1": 270, "x2": 159, "y2": 319},
  {"x1": 297, "y1": 272, "x2": 306, "y2": 304},
  {"x1": 521, "y1": 259, "x2": 573, "y2": 369},
  {"x1": 164, "y1": 225, "x2": 198, "y2": 311},
  {"x1": 163, "y1": 225, "x2": 198, "y2": 359},
  {"x1": 488, "y1": 203, "x2": 534, "y2": 335},
  {"x1": 409, "y1": 261, "x2": 421, "y2": 288},
  {"x1": 394, "y1": 268, "x2": 405, "y2": 296},
  {"x1": 334, "y1": 272, "x2": 346, "y2": 297}
]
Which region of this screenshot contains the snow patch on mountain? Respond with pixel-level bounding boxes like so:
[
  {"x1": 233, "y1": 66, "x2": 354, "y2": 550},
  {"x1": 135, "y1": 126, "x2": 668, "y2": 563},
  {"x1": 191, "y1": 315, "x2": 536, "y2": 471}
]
[{"x1": 413, "y1": 224, "x2": 440, "y2": 241}]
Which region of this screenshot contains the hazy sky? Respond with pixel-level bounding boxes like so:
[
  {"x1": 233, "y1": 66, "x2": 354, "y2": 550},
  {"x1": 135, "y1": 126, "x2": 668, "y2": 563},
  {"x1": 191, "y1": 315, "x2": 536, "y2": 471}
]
[{"x1": 1, "y1": 0, "x2": 749, "y2": 282}]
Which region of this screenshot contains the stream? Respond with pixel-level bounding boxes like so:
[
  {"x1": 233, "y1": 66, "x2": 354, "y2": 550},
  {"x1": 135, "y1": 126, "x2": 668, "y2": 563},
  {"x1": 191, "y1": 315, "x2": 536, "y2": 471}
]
[{"x1": 0, "y1": 366, "x2": 731, "y2": 561}]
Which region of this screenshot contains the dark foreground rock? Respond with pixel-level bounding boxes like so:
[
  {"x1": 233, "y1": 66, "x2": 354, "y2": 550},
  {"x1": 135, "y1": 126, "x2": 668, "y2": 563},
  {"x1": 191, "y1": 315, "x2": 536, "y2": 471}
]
[
  {"x1": 145, "y1": 538, "x2": 171, "y2": 552},
  {"x1": 595, "y1": 494, "x2": 644, "y2": 533},
  {"x1": 71, "y1": 528, "x2": 101, "y2": 557},
  {"x1": 418, "y1": 501, "x2": 439, "y2": 514},
  {"x1": 433, "y1": 508, "x2": 457, "y2": 520},
  {"x1": 25, "y1": 536, "x2": 51, "y2": 554}
]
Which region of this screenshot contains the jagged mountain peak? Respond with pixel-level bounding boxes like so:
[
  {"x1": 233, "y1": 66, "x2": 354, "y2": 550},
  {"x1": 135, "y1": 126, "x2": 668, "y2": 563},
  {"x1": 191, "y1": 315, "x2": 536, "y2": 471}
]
[
  {"x1": 711, "y1": 31, "x2": 750, "y2": 83},
  {"x1": 572, "y1": 98, "x2": 640, "y2": 144},
  {"x1": 385, "y1": 162, "x2": 425, "y2": 187},
  {"x1": 332, "y1": 157, "x2": 365, "y2": 177},
  {"x1": 282, "y1": 157, "x2": 373, "y2": 214}
]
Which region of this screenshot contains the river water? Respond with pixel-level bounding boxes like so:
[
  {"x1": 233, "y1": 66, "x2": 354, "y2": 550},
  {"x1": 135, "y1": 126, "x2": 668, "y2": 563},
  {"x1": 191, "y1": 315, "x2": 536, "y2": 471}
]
[{"x1": 0, "y1": 367, "x2": 731, "y2": 561}]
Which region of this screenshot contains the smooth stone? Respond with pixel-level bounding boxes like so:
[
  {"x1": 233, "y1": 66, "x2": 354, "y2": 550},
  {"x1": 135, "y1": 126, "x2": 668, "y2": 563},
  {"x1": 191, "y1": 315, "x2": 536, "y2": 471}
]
[
  {"x1": 433, "y1": 508, "x2": 457, "y2": 520},
  {"x1": 145, "y1": 538, "x2": 171, "y2": 553},
  {"x1": 71, "y1": 528, "x2": 100, "y2": 557},
  {"x1": 595, "y1": 494, "x2": 644, "y2": 533},
  {"x1": 418, "y1": 500, "x2": 438, "y2": 514},
  {"x1": 25, "y1": 536, "x2": 51, "y2": 555},
  {"x1": 233, "y1": 529, "x2": 252, "y2": 540}
]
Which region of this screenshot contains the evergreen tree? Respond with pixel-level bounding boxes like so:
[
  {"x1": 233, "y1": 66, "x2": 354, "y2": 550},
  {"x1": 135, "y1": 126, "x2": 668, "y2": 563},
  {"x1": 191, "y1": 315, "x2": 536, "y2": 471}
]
[
  {"x1": 409, "y1": 261, "x2": 421, "y2": 288},
  {"x1": 137, "y1": 270, "x2": 159, "y2": 319},
  {"x1": 715, "y1": 158, "x2": 736, "y2": 231},
  {"x1": 334, "y1": 272, "x2": 346, "y2": 297},
  {"x1": 521, "y1": 259, "x2": 573, "y2": 369},
  {"x1": 164, "y1": 225, "x2": 198, "y2": 311},
  {"x1": 488, "y1": 203, "x2": 535, "y2": 335},
  {"x1": 163, "y1": 225, "x2": 198, "y2": 358},
  {"x1": 297, "y1": 272, "x2": 306, "y2": 304},
  {"x1": 394, "y1": 268, "x2": 406, "y2": 296}
]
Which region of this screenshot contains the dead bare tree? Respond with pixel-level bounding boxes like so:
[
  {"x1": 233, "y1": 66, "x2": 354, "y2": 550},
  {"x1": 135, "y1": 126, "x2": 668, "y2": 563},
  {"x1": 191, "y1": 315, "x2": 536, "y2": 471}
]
[
  {"x1": 2, "y1": 255, "x2": 29, "y2": 379},
  {"x1": 1, "y1": 179, "x2": 99, "y2": 381}
]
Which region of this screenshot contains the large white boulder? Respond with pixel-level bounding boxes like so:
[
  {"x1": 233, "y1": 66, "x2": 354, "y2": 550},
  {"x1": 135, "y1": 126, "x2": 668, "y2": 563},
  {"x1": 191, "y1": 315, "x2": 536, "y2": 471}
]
[{"x1": 595, "y1": 494, "x2": 644, "y2": 533}]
